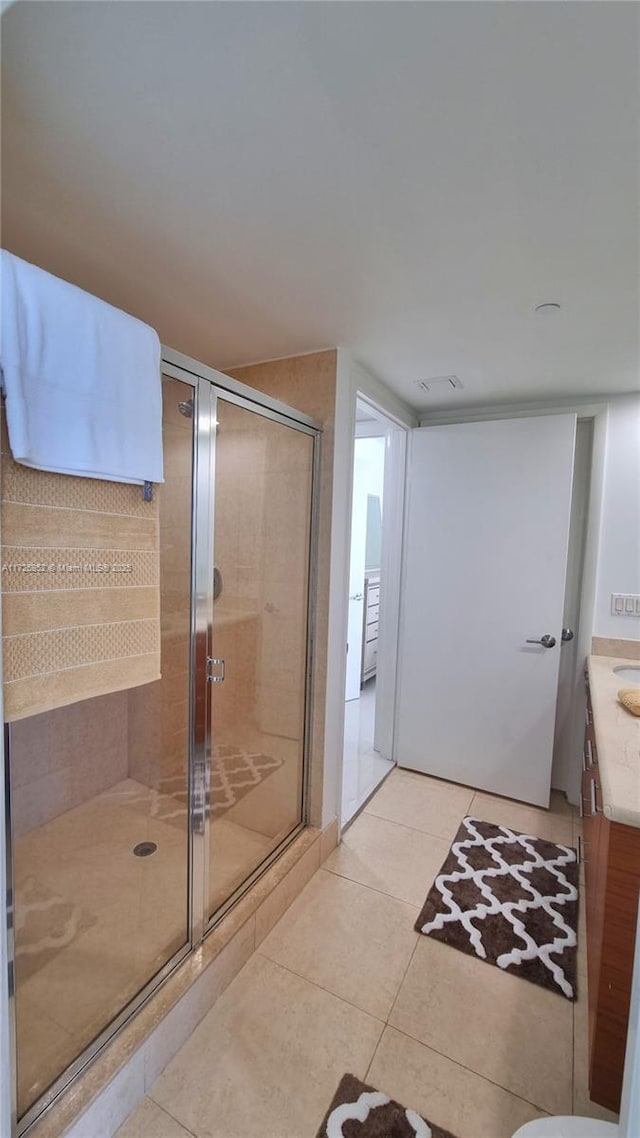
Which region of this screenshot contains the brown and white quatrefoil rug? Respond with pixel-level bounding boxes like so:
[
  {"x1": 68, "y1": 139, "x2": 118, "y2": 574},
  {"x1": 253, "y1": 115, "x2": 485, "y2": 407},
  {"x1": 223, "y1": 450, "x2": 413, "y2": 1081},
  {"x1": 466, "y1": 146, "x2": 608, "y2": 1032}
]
[
  {"x1": 415, "y1": 816, "x2": 579, "y2": 1000},
  {"x1": 316, "y1": 1075, "x2": 459, "y2": 1138}
]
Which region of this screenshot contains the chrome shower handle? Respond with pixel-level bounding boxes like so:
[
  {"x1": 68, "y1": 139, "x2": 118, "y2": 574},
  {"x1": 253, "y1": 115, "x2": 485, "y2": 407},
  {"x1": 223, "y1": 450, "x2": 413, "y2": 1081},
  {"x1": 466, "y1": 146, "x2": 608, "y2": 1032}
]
[{"x1": 206, "y1": 657, "x2": 225, "y2": 683}]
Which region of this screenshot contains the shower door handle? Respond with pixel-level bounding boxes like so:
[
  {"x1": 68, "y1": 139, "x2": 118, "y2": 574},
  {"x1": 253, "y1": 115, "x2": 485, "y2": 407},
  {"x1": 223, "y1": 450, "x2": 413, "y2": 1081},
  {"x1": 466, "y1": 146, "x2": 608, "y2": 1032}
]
[{"x1": 206, "y1": 657, "x2": 225, "y2": 683}]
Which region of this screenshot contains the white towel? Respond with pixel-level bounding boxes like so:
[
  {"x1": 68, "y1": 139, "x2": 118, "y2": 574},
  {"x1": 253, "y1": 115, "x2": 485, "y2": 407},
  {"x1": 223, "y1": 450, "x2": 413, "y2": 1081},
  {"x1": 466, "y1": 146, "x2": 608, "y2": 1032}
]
[{"x1": 0, "y1": 250, "x2": 163, "y2": 485}]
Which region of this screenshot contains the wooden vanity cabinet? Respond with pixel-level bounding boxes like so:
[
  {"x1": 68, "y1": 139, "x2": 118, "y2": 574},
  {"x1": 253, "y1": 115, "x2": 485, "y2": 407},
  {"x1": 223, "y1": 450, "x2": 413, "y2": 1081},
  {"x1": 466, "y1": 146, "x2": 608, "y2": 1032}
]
[{"x1": 582, "y1": 679, "x2": 640, "y2": 1113}]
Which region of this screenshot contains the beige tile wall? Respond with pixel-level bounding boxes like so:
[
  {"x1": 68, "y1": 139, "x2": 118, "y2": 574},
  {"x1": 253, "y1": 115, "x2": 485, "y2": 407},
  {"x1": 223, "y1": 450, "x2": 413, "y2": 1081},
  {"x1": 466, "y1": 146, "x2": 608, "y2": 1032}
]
[
  {"x1": 0, "y1": 409, "x2": 161, "y2": 723},
  {"x1": 9, "y1": 691, "x2": 129, "y2": 837},
  {"x1": 7, "y1": 356, "x2": 335, "y2": 838},
  {"x1": 128, "y1": 380, "x2": 193, "y2": 795},
  {"x1": 591, "y1": 636, "x2": 640, "y2": 660},
  {"x1": 209, "y1": 409, "x2": 264, "y2": 741},
  {"x1": 8, "y1": 378, "x2": 194, "y2": 837},
  {"x1": 257, "y1": 424, "x2": 313, "y2": 743}
]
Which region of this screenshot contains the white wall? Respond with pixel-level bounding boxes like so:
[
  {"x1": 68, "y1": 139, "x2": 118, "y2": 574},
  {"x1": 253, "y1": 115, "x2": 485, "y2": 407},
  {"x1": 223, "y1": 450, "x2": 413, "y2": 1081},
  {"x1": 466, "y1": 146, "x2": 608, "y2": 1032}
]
[
  {"x1": 593, "y1": 393, "x2": 640, "y2": 640},
  {"x1": 353, "y1": 437, "x2": 386, "y2": 545}
]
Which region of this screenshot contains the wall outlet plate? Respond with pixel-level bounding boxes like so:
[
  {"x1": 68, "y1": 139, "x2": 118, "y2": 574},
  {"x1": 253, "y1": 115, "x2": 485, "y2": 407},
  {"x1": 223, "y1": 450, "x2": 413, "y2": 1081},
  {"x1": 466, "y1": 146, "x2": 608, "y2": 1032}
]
[{"x1": 611, "y1": 593, "x2": 640, "y2": 616}]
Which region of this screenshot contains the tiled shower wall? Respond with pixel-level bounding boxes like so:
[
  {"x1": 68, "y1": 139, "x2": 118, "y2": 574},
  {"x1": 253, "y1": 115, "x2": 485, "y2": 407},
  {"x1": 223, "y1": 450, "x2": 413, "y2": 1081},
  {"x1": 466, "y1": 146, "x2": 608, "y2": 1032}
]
[
  {"x1": 9, "y1": 691, "x2": 129, "y2": 837},
  {"x1": 127, "y1": 378, "x2": 193, "y2": 794},
  {"x1": 211, "y1": 403, "x2": 312, "y2": 747},
  {"x1": 10, "y1": 377, "x2": 194, "y2": 836},
  {"x1": 8, "y1": 354, "x2": 336, "y2": 837}
]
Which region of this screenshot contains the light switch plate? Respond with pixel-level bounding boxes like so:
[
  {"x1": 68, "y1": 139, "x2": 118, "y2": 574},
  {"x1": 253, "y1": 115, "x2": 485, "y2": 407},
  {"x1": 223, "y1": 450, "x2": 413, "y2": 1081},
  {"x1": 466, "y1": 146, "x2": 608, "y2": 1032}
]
[{"x1": 611, "y1": 593, "x2": 640, "y2": 617}]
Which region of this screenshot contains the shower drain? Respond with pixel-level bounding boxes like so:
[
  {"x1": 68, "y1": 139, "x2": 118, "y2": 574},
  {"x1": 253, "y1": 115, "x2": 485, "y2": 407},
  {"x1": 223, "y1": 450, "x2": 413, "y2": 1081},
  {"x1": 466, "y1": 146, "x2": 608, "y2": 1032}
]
[{"x1": 133, "y1": 841, "x2": 157, "y2": 857}]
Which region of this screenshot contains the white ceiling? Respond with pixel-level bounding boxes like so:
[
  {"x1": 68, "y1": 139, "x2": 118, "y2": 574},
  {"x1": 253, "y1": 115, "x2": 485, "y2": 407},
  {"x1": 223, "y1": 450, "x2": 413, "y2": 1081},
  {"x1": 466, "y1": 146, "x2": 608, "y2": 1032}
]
[{"x1": 2, "y1": 1, "x2": 639, "y2": 410}]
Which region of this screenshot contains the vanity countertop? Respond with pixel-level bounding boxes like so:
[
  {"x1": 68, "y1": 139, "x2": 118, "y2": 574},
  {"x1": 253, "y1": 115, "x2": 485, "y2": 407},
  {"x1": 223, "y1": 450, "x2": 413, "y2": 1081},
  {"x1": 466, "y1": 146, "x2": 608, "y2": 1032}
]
[{"x1": 587, "y1": 653, "x2": 640, "y2": 828}]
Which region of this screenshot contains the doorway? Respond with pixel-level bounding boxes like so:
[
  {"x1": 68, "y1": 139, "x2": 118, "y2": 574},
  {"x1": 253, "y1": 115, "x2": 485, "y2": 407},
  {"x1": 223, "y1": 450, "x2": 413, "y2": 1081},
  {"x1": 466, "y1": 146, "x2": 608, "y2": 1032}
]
[{"x1": 341, "y1": 398, "x2": 405, "y2": 826}]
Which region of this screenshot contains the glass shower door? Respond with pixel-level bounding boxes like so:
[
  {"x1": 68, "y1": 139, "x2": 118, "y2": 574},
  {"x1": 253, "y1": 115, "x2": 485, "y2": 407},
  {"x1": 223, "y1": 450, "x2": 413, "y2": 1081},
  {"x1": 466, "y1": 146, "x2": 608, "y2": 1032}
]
[{"x1": 207, "y1": 393, "x2": 315, "y2": 920}]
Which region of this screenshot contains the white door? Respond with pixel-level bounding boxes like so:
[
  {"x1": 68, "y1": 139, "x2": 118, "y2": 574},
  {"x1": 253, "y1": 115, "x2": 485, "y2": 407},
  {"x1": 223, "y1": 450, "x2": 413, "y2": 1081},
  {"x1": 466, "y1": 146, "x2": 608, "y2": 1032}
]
[
  {"x1": 396, "y1": 414, "x2": 576, "y2": 807},
  {"x1": 345, "y1": 452, "x2": 367, "y2": 701}
]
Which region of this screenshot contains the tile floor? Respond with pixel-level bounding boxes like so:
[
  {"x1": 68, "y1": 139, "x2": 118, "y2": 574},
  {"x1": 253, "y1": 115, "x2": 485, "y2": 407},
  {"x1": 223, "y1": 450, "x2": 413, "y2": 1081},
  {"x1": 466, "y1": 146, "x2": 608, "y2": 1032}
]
[
  {"x1": 342, "y1": 678, "x2": 394, "y2": 825},
  {"x1": 117, "y1": 768, "x2": 619, "y2": 1138}
]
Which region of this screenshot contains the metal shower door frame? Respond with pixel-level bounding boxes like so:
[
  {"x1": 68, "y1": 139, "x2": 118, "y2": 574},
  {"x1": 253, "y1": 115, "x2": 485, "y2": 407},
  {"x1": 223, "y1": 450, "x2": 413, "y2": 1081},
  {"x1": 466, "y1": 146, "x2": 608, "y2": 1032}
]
[{"x1": 161, "y1": 349, "x2": 321, "y2": 942}]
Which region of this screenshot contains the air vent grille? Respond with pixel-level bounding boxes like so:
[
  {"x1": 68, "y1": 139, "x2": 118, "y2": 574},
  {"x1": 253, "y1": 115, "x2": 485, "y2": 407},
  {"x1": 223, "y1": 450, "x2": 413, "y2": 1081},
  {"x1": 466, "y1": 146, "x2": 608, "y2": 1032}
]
[{"x1": 414, "y1": 375, "x2": 463, "y2": 394}]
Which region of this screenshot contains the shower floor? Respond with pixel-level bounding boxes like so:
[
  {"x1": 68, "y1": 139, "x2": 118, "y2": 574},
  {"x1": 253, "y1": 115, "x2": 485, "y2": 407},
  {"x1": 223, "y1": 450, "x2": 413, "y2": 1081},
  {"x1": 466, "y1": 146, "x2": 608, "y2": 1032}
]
[{"x1": 12, "y1": 773, "x2": 284, "y2": 1117}]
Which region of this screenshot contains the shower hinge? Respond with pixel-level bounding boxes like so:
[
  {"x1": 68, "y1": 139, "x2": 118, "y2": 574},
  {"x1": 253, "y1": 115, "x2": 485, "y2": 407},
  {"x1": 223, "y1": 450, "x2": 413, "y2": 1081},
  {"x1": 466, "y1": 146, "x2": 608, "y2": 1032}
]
[{"x1": 206, "y1": 657, "x2": 225, "y2": 683}]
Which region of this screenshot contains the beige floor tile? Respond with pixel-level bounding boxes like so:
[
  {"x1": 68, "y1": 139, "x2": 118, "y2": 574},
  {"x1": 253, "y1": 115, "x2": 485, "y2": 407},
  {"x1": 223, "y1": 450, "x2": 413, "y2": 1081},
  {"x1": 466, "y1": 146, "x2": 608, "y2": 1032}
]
[
  {"x1": 326, "y1": 812, "x2": 450, "y2": 908},
  {"x1": 116, "y1": 1097, "x2": 195, "y2": 1138},
  {"x1": 389, "y1": 935, "x2": 573, "y2": 1115},
  {"x1": 365, "y1": 768, "x2": 474, "y2": 841},
  {"x1": 149, "y1": 953, "x2": 383, "y2": 1138},
  {"x1": 573, "y1": 980, "x2": 620, "y2": 1125},
  {"x1": 259, "y1": 869, "x2": 418, "y2": 1019},
  {"x1": 367, "y1": 1026, "x2": 548, "y2": 1138},
  {"x1": 470, "y1": 790, "x2": 574, "y2": 845}
]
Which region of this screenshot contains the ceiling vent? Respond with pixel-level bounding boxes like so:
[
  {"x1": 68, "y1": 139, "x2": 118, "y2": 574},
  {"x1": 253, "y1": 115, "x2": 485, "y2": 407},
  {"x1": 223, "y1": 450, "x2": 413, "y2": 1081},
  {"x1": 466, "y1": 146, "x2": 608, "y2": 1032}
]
[{"x1": 414, "y1": 375, "x2": 463, "y2": 394}]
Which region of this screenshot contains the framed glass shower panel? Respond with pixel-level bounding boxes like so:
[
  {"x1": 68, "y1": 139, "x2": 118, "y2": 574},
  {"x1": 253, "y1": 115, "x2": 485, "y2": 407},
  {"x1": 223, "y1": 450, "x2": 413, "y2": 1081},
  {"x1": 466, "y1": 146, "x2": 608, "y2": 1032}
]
[{"x1": 207, "y1": 393, "x2": 315, "y2": 920}]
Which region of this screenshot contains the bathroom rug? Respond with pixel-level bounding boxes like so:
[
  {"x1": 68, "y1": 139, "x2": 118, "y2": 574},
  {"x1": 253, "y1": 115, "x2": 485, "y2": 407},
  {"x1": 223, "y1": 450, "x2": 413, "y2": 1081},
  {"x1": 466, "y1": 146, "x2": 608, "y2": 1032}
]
[
  {"x1": 415, "y1": 815, "x2": 578, "y2": 1000},
  {"x1": 316, "y1": 1074, "x2": 459, "y2": 1138}
]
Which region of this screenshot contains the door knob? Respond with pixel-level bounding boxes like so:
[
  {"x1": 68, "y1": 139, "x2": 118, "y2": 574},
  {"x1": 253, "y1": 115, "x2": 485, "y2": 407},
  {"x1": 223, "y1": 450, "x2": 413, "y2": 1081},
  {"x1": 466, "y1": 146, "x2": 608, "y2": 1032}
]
[
  {"x1": 561, "y1": 628, "x2": 574, "y2": 642},
  {"x1": 349, "y1": 593, "x2": 364, "y2": 601},
  {"x1": 526, "y1": 634, "x2": 557, "y2": 648}
]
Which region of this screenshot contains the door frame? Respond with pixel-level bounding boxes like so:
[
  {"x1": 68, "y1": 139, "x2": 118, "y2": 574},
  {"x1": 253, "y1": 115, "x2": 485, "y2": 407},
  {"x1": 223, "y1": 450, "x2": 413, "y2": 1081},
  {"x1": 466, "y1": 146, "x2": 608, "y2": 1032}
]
[
  {"x1": 329, "y1": 355, "x2": 416, "y2": 838},
  {"x1": 412, "y1": 397, "x2": 609, "y2": 806}
]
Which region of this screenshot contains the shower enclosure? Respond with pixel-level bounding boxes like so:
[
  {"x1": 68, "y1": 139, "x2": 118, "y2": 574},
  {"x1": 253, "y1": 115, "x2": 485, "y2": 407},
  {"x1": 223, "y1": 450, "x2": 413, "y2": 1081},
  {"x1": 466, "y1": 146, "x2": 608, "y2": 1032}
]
[{"x1": 3, "y1": 351, "x2": 319, "y2": 1133}]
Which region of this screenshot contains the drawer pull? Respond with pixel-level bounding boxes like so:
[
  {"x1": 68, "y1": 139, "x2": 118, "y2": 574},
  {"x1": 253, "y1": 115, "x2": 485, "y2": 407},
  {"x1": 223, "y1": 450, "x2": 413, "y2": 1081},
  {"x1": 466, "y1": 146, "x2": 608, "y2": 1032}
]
[
  {"x1": 578, "y1": 835, "x2": 587, "y2": 865},
  {"x1": 584, "y1": 737, "x2": 593, "y2": 768}
]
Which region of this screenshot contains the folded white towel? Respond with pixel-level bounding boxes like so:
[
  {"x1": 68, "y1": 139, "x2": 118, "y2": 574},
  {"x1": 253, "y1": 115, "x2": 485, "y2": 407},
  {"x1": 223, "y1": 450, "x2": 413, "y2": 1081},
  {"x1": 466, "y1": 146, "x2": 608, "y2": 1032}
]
[{"x1": 0, "y1": 250, "x2": 163, "y2": 485}]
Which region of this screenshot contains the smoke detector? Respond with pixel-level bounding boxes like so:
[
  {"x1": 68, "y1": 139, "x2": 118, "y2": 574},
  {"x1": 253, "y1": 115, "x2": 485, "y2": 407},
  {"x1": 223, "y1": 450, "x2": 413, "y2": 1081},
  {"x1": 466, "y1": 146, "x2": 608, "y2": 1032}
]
[{"x1": 414, "y1": 375, "x2": 463, "y2": 394}]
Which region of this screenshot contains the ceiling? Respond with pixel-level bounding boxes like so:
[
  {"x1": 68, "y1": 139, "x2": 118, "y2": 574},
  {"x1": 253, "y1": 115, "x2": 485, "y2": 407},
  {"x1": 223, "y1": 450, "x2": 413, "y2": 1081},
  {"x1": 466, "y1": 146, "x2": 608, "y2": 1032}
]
[{"x1": 2, "y1": 1, "x2": 638, "y2": 411}]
